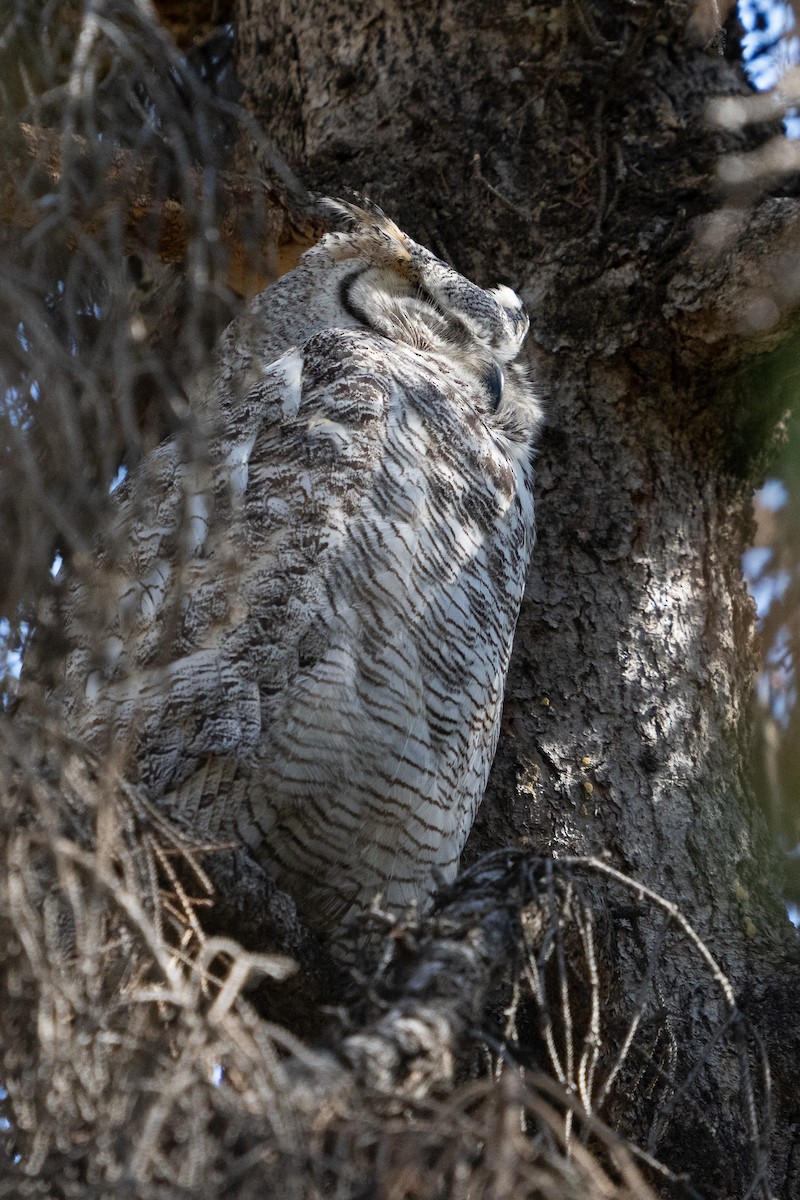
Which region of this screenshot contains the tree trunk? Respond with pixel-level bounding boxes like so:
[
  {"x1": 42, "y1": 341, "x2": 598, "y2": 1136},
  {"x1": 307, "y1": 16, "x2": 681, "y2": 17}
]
[{"x1": 235, "y1": 0, "x2": 800, "y2": 1193}]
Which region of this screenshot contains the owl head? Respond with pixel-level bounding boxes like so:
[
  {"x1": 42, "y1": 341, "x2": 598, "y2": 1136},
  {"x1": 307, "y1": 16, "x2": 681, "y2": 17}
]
[
  {"x1": 319, "y1": 197, "x2": 528, "y2": 354},
  {"x1": 218, "y1": 197, "x2": 539, "y2": 441}
]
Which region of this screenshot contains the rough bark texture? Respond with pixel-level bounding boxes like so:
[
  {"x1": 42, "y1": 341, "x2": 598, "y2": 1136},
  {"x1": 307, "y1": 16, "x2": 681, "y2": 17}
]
[{"x1": 233, "y1": 0, "x2": 800, "y2": 1194}]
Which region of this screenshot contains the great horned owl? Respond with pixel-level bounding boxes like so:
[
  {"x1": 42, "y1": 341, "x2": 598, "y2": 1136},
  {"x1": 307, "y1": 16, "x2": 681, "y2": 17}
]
[{"x1": 40, "y1": 202, "x2": 541, "y2": 947}]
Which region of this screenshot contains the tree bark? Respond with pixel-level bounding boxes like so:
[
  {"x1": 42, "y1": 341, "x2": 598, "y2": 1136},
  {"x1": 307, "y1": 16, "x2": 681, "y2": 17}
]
[{"x1": 234, "y1": 1, "x2": 800, "y2": 1194}]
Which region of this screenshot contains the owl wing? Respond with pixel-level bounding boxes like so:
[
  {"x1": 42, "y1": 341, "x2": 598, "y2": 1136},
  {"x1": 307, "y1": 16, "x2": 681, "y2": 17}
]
[
  {"x1": 229, "y1": 332, "x2": 533, "y2": 931},
  {"x1": 57, "y1": 328, "x2": 423, "y2": 825}
]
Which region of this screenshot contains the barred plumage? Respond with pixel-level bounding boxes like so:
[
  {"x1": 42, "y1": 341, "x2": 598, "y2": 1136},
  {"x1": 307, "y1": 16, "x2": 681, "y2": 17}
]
[{"x1": 47, "y1": 201, "x2": 541, "y2": 947}]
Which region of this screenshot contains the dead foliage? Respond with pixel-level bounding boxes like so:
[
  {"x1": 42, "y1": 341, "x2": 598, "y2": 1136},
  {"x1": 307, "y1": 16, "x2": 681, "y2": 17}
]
[
  {"x1": 0, "y1": 716, "x2": 774, "y2": 1198},
  {"x1": 0, "y1": 0, "x2": 313, "y2": 633}
]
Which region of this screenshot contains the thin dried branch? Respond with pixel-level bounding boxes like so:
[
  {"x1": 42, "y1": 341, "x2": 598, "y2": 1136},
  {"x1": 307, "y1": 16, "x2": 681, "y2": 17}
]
[
  {"x1": 1, "y1": 745, "x2": 774, "y2": 1198},
  {"x1": 0, "y1": 0, "x2": 315, "y2": 632}
]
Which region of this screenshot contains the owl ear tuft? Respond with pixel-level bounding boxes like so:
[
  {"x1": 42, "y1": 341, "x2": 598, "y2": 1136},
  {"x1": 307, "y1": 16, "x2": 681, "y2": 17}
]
[
  {"x1": 314, "y1": 197, "x2": 414, "y2": 271},
  {"x1": 316, "y1": 193, "x2": 388, "y2": 227}
]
